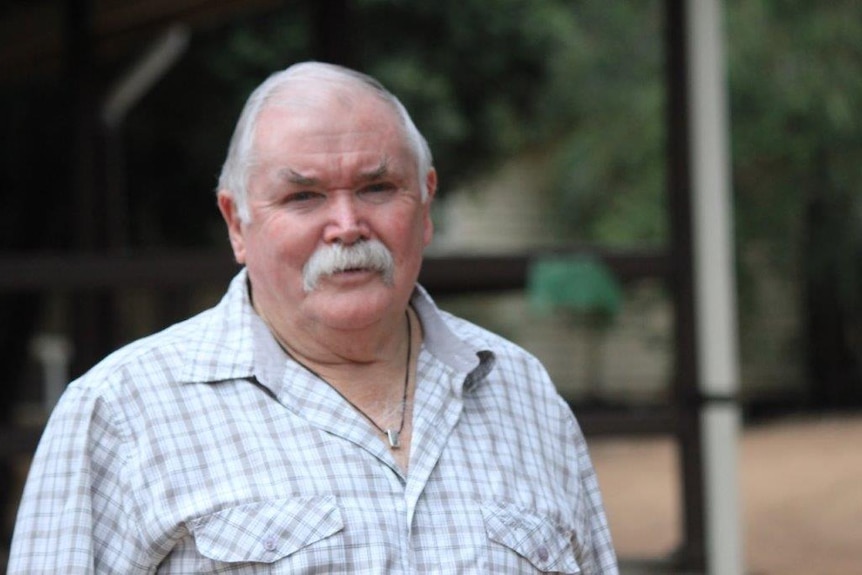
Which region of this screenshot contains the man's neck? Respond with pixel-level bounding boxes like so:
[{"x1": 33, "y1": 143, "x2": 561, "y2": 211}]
[{"x1": 254, "y1": 295, "x2": 415, "y2": 376}]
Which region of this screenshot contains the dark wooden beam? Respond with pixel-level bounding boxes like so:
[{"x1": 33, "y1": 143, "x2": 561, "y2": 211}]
[
  {"x1": 312, "y1": 0, "x2": 354, "y2": 67},
  {"x1": 665, "y1": 0, "x2": 707, "y2": 571},
  {"x1": 0, "y1": 249, "x2": 669, "y2": 292}
]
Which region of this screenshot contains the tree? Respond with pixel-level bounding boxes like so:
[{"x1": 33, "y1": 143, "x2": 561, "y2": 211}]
[{"x1": 727, "y1": 0, "x2": 862, "y2": 406}]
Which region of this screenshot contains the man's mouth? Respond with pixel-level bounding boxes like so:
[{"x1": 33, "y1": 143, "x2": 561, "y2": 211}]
[{"x1": 333, "y1": 266, "x2": 373, "y2": 275}]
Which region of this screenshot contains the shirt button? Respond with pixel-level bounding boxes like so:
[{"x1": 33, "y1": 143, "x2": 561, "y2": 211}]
[
  {"x1": 263, "y1": 535, "x2": 277, "y2": 552},
  {"x1": 536, "y1": 546, "x2": 549, "y2": 562}
]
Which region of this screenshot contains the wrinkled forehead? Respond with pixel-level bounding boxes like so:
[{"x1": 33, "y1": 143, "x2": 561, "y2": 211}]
[
  {"x1": 249, "y1": 82, "x2": 417, "y2": 182},
  {"x1": 253, "y1": 80, "x2": 412, "y2": 158}
]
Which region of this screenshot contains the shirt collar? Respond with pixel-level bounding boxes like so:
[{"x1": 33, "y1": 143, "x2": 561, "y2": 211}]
[
  {"x1": 180, "y1": 269, "x2": 495, "y2": 393},
  {"x1": 410, "y1": 285, "x2": 496, "y2": 393},
  {"x1": 177, "y1": 269, "x2": 256, "y2": 384},
  {"x1": 410, "y1": 285, "x2": 486, "y2": 372}
]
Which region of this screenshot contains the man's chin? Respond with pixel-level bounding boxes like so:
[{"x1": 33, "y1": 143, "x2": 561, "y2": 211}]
[{"x1": 302, "y1": 288, "x2": 400, "y2": 331}]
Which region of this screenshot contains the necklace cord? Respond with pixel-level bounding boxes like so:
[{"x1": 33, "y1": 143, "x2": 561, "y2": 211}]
[{"x1": 276, "y1": 310, "x2": 412, "y2": 448}]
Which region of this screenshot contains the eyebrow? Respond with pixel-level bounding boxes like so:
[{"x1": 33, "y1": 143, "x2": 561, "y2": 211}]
[
  {"x1": 281, "y1": 169, "x2": 317, "y2": 187},
  {"x1": 359, "y1": 161, "x2": 389, "y2": 181},
  {"x1": 277, "y1": 159, "x2": 390, "y2": 187}
]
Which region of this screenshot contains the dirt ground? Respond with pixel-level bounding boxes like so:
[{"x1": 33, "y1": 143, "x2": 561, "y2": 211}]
[{"x1": 590, "y1": 413, "x2": 862, "y2": 574}]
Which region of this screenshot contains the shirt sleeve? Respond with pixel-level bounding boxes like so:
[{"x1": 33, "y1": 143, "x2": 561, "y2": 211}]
[
  {"x1": 8, "y1": 382, "x2": 139, "y2": 574},
  {"x1": 568, "y1": 411, "x2": 620, "y2": 575}
]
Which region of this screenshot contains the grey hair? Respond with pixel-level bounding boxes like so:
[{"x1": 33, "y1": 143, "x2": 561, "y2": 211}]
[{"x1": 217, "y1": 61, "x2": 434, "y2": 222}]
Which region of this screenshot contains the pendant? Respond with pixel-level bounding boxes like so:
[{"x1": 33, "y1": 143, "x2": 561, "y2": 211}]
[{"x1": 386, "y1": 429, "x2": 401, "y2": 449}]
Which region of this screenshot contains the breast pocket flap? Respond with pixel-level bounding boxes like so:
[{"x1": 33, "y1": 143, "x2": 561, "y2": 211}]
[
  {"x1": 190, "y1": 495, "x2": 343, "y2": 563},
  {"x1": 481, "y1": 500, "x2": 581, "y2": 574}
]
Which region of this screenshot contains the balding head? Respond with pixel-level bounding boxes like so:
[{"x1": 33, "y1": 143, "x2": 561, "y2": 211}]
[{"x1": 217, "y1": 62, "x2": 433, "y2": 222}]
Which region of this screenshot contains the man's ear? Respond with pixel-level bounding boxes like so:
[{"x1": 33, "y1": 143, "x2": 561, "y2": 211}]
[
  {"x1": 422, "y1": 168, "x2": 437, "y2": 247},
  {"x1": 217, "y1": 190, "x2": 247, "y2": 264}
]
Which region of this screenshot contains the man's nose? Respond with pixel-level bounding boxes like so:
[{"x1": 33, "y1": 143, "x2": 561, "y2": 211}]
[{"x1": 323, "y1": 193, "x2": 369, "y2": 245}]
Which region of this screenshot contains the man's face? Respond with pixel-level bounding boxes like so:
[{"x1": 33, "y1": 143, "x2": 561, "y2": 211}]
[{"x1": 219, "y1": 86, "x2": 436, "y2": 334}]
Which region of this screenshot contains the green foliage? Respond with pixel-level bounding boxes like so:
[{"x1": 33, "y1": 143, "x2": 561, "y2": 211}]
[
  {"x1": 727, "y1": 0, "x2": 862, "y2": 396},
  {"x1": 728, "y1": 0, "x2": 862, "y2": 273},
  {"x1": 353, "y1": 0, "x2": 582, "y2": 187},
  {"x1": 122, "y1": 0, "x2": 587, "y2": 247},
  {"x1": 541, "y1": 2, "x2": 667, "y2": 247},
  {"x1": 350, "y1": 1, "x2": 669, "y2": 246},
  {"x1": 727, "y1": 0, "x2": 862, "y2": 307}
]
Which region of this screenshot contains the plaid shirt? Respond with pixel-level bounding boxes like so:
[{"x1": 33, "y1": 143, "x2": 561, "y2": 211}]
[{"x1": 10, "y1": 270, "x2": 617, "y2": 574}]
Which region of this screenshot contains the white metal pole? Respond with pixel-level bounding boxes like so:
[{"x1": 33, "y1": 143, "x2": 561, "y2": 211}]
[
  {"x1": 31, "y1": 334, "x2": 73, "y2": 412},
  {"x1": 101, "y1": 23, "x2": 190, "y2": 127},
  {"x1": 685, "y1": 1, "x2": 744, "y2": 574}
]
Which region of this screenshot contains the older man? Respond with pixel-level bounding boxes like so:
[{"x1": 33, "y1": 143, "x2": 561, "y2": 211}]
[{"x1": 10, "y1": 62, "x2": 618, "y2": 573}]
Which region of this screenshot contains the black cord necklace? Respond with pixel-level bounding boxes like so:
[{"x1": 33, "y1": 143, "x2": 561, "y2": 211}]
[{"x1": 275, "y1": 311, "x2": 412, "y2": 449}]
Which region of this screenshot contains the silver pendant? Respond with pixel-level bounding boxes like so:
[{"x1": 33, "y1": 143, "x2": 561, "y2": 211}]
[{"x1": 386, "y1": 429, "x2": 401, "y2": 448}]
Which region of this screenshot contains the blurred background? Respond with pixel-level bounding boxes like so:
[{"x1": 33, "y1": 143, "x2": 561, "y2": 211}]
[{"x1": 1, "y1": 0, "x2": 861, "y2": 573}]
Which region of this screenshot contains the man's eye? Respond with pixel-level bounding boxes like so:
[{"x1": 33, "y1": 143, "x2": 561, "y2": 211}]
[
  {"x1": 359, "y1": 183, "x2": 397, "y2": 203},
  {"x1": 285, "y1": 191, "x2": 323, "y2": 204}
]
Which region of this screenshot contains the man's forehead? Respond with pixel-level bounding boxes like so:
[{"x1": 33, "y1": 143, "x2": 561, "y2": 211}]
[
  {"x1": 250, "y1": 81, "x2": 416, "y2": 182},
  {"x1": 252, "y1": 104, "x2": 412, "y2": 174},
  {"x1": 256, "y1": 89, "x2": 403, "y2": 147}
]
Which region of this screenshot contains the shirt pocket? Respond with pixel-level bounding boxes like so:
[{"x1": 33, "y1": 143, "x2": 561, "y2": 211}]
[
  {"x1": 189, "y1": 495, "x2": 343, "y2": 565},
  {"x1": 480, "y1": 500, "x2": 581, "y2": 574}
]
